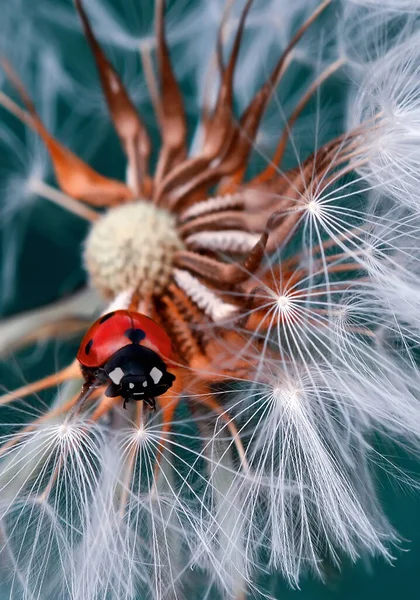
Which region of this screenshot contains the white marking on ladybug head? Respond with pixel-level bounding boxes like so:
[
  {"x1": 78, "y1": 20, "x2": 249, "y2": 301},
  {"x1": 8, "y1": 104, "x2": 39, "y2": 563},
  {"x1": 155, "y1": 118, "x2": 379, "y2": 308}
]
[
  {"x1": 150, "y1": 367, "x2": 163, "y2": 384},
  {"x1": 129, "y1": 382, "x2": 135, "y2": 389},
  {"x1": 142, "y1": 381, "x2": 148, "y2": 387},
  {"x1": 109, "y1": 367, "x2": 124, "y2": 385}
]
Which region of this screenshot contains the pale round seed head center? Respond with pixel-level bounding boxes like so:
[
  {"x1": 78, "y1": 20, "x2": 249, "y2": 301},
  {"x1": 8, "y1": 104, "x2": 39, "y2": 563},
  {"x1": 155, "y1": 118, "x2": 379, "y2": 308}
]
[
  {"x1": 273, "y1": 383, "x2": 302, "y2": 412},
  {"x1": 307, "y1": 200, "x2": 320, "y2": 215},
  {"x1": 57, "y1": 423, "x2": 69, "y2": 438},
  {"x1": 135, "y1": 425, "x2": 148, "y2": 441},
  {"x1": 277, "y1": 294, "x2": 291, "y2": 311},
  {"x1": 84, "y1": 201, "x2": 184, "y2": 299}
]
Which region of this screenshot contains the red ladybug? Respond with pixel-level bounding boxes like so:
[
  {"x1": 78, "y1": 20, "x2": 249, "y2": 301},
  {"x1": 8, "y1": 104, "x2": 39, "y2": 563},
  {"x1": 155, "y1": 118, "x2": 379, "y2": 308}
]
[{"x1": 77, "y1": 310, "x2": 176, "y2": 410}]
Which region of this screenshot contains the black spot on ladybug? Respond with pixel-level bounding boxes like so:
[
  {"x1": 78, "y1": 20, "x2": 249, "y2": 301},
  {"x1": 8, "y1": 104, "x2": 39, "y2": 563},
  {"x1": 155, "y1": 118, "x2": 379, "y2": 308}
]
[
  {"x1": 85, "y1": 339, "x2": 94, "y2": 355},
  {"x1": 98, "y1": 312, "x2": 116, "y2": 324},
  {"x1": 124, "y1": 328, "x2": 146, "y2": 344}
]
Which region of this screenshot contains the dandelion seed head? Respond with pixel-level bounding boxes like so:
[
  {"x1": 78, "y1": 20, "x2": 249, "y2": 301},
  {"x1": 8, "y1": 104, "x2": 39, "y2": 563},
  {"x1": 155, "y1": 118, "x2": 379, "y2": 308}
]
[
  {"x1": 3, "y1": 0, "x2": 420, "y2": 596},
  {"x1": 276, "y1": 293, "x2": 292, "y2": 312},
  {"x1": 271, "y1": 378, "x2": 303, "y2": 413},
  {"x1": 133, "y1": 423, "x2": 149, "y2": 443},
  {"x1": 349, "y1": 28, "x2": 420, "y2": 208},
  {"x1": 334, "y1": 303, "x2": 352, "y2": 327},
  {"x1": 84, "y1": 201, "x2": 184, "y2": 298},
  {"x1": 306, "y1": 198, "x2": 322, "y2": 216},
  {"x1": 54, "y1": 420, "x2": 86, "y2": 446},
  {"x1": 134, "y1": 428, "x2": 147, "y2": 445},
  {"x1": 56, "y1": 422, "x2": 70, "y2": 438}
]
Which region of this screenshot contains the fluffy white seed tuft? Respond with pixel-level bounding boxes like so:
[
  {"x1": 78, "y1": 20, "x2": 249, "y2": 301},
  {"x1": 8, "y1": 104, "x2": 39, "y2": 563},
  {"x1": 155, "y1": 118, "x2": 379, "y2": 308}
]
[{"x1": 348, "y1": 28, "x2": 420, "y2": 209}]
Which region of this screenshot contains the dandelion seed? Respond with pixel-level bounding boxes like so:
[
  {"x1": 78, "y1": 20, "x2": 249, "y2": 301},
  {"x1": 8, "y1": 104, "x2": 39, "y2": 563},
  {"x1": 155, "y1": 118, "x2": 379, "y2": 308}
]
[{"x1": 1, "y1": 0, "x2": 420, "y2": 599}]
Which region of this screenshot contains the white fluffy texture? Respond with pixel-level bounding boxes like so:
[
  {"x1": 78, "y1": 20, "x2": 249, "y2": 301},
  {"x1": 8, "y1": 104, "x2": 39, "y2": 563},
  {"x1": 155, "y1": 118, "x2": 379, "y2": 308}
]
[
  {"x1": 4, "y1": 0, "x2": 420, "y2": 598},
  {"x1": 199, "y1": 438, "x2": 249, "y2": 598},
  {"x1": 72, "y1": 438, "x2": 194, "y2": 600},
  {"x1": 338, "y1": 5, "x2": 419, "y2": 87},
  {"x1": 104, "y1": 288, "x2": 133, "y2": 313},
  {"x1": 0, "y1": 130, "x2": 52, "y2": 310},
  {"x1": 220, "y1": 194, "x2": 420, "y2": 576},
  {"x1": 0, "y1": 381, "x2": 229, "y2": 599},
  {"x1": 84, "y1": 201, "x2": 184, "y2": 299},
  {"x1": 0, "y1": 2, "x2": 98, "y2": 311},
  {"x1": 348, "y1": 28, "x2": 420, "y2": 209},
  {"x1": 173, "y1": 269, "x2": 238, "y2": 322},
  {"x1": 0, "y1": 411, "x2": 106, "y2": 598},
  {"x1": 346, "y1": 0, "x2": 420, "y2": 8},
  {"x1": 186, "y1": 230, "x2": 260, "y2": 253},
  {"x1": 0, "y1": 1, "x2": 70, "y2": 92},
  {"x1": 0, "y1": 64, "x2": 57, "y2": 310},
  {"x1": 235, "y1": 366, "x2": 397, "y2": 586},
  {"x1": 216, "y1": 170, "x2": 420, "y2": 584},
  {"x1": 357, "y1": 199, "x2": 420, "y2": 341},
  {"x1": 180, "y1": 194, "x2": 243, "y2": 222}
]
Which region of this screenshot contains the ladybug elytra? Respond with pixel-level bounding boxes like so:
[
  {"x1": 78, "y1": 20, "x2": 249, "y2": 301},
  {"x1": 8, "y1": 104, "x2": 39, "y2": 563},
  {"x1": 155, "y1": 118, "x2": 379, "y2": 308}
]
[{"x1": 77, "y1": 310, "x2": 176, "y2": 409}]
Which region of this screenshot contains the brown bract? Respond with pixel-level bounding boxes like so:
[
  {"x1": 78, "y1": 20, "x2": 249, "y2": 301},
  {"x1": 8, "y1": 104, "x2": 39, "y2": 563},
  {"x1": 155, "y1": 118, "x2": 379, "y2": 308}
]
[{"x1": 0, "y1": 0, "x2": 365, "y2": 457}]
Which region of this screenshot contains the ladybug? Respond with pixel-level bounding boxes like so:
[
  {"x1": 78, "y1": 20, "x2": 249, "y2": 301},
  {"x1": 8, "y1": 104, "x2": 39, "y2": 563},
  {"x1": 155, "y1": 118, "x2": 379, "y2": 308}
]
[{"x1": 77, "y1": 310, "x2": 176, "y2": 410}]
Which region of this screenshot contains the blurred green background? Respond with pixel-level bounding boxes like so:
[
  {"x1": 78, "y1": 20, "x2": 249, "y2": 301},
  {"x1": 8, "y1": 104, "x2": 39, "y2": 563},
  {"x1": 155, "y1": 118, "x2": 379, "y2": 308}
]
[{"x1": 0, "y1": 0, "x2": 419, "y2": 598}]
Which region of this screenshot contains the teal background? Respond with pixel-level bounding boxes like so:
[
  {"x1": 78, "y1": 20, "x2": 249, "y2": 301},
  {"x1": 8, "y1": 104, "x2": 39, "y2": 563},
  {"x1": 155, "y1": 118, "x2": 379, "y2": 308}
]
[{"x1": 0, "y1": 0, "x2": 420, "y2": 598}]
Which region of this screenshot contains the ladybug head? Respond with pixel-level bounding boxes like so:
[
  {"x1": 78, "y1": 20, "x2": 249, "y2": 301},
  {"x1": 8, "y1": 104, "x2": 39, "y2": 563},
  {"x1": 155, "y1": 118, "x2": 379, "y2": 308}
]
[{"x1": 101, "y1": 344, "x2": 175, "y2": 409}]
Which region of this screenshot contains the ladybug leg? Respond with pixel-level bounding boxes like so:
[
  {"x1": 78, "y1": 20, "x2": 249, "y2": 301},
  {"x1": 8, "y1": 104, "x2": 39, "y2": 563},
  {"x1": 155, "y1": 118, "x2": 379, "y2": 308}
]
[
  {"x1": 144, "y1": 397, "x2": 156, "y2": 411},
  {"x1": 123, "y1": 398, "x2": 128, "y2": 410}
]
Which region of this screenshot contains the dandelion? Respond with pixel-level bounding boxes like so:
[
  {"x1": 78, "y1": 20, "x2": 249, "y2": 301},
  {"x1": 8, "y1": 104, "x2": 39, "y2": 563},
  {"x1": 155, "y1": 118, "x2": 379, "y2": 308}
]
[{"x1": 1, "y1": 0, "x2": 420, "y2": 598}]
